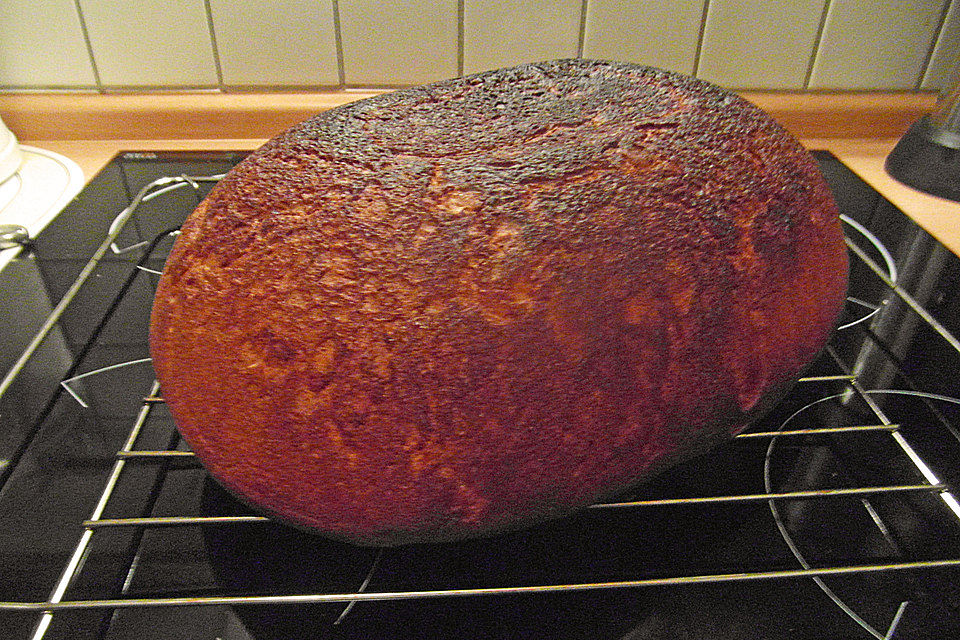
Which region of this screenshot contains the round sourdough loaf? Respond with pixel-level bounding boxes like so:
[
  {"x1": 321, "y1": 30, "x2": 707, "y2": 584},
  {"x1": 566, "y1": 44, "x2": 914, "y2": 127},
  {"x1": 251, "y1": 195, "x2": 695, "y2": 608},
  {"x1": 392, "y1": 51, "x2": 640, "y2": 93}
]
[{"x1": 150, "y1": 59, "x2": 848, "y2": 545}]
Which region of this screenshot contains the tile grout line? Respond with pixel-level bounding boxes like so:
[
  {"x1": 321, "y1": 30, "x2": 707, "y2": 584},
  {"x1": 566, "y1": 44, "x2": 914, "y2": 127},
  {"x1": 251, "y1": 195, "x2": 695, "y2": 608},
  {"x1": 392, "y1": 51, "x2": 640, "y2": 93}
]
[
  {"x1": 916, "y1": 0, "x2": 956, "y2": 92},
  {"x1": 458, "y1": 0, "x2": 465, "y2": 76},
  {"x1": 691, "y1": 0, "x2": 711, "y2": 77},
  {"x1": 803, "y1": 0, "x2": 833, "y2": 90},
  {"x1": 0, "y1": 86, "x2": 100, "y2": 93},
  {"x1": 73, "y1": 85, "x2": 225, "y2": 93},
  {"x1": 332, "y1": 0, "x2": 346, "y2": 87},
  {"x1": 577, "y1": 0, "x2": 588, "y2": 58},
  {"x1": 202, "y1": 0, "x2": 225, "y2": 91},
  {"x1": 72, "y1": 0, "x2": 103, "y2": 93}
]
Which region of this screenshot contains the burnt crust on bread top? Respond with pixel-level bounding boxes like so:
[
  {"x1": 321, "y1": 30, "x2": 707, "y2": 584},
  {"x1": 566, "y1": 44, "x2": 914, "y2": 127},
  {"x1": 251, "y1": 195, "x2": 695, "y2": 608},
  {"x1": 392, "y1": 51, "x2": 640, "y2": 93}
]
[{"x1": 150, "y1": 59, "x2": 848, "y2": 545}]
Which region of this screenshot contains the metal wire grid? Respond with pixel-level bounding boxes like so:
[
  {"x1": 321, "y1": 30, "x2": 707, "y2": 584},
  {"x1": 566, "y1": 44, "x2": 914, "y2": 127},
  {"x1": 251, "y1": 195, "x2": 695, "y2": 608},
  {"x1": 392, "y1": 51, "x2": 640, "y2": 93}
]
[
  {"x1": 14, "y1": 365, "x2": 960, "y2": 639},
  {"x1": 1, "y1": 173, "x2": 960, "y2": 639}
]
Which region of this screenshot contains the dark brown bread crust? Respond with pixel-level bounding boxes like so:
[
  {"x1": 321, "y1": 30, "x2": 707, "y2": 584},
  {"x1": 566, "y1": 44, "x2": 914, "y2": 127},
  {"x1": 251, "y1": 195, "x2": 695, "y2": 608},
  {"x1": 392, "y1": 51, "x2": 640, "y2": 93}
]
[{"x1": 150, "y1": 59, "x2": 848, "y2": 545}]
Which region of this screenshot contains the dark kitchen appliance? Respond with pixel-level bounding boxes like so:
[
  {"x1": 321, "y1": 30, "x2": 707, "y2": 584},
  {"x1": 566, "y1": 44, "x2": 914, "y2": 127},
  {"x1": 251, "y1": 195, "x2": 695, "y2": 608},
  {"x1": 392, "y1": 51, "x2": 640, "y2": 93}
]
[
  {"x1": 886, "y1": 64, "x2": 960, "y2": 202},
  {"x1": 1, "y1": 149, "x2": 959, "y2": 639}
]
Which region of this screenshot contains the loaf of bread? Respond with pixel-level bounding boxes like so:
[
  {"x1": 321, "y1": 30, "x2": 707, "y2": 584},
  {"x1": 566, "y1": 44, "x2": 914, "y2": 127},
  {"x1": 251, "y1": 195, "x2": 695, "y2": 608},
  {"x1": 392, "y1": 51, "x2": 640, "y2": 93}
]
[{"x1": 150, "y1": 59, "x2": 848, "y2": 545}]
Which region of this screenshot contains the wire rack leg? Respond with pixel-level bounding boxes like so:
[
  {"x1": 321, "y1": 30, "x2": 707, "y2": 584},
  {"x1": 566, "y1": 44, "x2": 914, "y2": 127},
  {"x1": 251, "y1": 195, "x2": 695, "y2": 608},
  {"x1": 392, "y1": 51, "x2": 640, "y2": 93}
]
[{"x1": 27, "y1": 381, "x2": 161, "y2": 640}]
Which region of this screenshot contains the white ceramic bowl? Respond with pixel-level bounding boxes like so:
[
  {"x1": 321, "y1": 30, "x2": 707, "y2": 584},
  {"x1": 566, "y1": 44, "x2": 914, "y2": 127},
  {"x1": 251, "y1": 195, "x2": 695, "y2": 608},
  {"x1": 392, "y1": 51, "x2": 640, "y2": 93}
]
[{"x1": 0, "y1": 116, "x2": 24, "y2": 184}]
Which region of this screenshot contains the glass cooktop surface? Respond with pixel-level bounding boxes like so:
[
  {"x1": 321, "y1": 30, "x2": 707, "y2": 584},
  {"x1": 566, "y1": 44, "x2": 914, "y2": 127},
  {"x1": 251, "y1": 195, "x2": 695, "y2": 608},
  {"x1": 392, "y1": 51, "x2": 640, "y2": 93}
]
[{"x1": 0, "y1": 150, "x2": 959, "y2": 639}]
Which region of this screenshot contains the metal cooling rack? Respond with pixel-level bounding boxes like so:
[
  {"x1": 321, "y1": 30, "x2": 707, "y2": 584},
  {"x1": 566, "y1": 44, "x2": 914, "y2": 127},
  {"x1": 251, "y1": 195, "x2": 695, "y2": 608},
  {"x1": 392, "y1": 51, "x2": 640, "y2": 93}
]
[{"x1": 3, "y1": 173, "x2": 960, "y2": 640}]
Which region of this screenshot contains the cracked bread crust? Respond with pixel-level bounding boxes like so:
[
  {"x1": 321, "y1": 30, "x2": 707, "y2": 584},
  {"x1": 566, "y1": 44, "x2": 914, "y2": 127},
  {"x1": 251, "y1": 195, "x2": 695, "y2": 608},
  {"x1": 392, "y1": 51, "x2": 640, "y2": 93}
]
[{"x1": 150, "y1": 59, "x2": 848, "y2": 545}]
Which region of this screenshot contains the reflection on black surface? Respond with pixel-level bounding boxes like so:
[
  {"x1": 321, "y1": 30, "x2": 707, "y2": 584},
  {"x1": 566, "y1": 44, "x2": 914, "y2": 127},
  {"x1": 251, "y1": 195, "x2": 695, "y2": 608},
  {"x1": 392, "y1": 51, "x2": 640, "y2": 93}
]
[{"x1": 201, "y1": 476, "x2": 667, "y2": 640}]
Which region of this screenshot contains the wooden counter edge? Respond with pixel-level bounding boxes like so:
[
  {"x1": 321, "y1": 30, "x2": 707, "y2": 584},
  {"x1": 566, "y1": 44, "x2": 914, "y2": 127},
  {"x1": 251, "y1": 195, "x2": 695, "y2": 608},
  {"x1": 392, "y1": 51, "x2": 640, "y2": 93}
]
[{"x1": 0, "y1": 91, "x2": 937, "y2": 141}]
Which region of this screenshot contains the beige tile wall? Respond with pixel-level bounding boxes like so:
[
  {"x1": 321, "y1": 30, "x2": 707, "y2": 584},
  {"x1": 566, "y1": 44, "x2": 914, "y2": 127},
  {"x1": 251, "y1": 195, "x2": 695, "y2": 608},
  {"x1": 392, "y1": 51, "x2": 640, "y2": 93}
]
[
  {"x1": 210, "y1": 0, "x2": 340, "y2": 86},
  {"x1": 925, "y1": 0, "x2": 960, "y2": 89},
  {"x1": 809, "y1": 0, "x2": 949, "y2": 90},
  {"x1": 0, "y1": 0, "x2": 97, "y2": 87},
  {"x1": 79, "y1": 0, "x2": 220, "y2": 87},
  {"x1": 340, "y1": 0, "x2": 458, "y2": 85},
  {"x1": 581, "y1": 1, "x2": 704, "y2": 76},
  {"x1": 463, "y1": 0, "x2": 582, "y2": 75},
  {"x1": 697, "y1": 0, "x2": 828, "y2": 89},
  {"x1": 1, "y1": 0, "x2": 957, "y2": 91}
]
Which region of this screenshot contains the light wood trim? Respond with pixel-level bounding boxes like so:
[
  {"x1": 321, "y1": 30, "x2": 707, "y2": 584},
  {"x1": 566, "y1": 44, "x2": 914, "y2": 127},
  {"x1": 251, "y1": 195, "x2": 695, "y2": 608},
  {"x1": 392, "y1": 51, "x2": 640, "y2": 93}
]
[
  {"x1": 742, "y1": 92, "x2": 936, "y2": 139},
  {"x1": 0, "y1": 92, "x2": 382, "y2": 141},
  {"x1": 0, "y1": 91, "x2": 937, "y2": 141}
]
